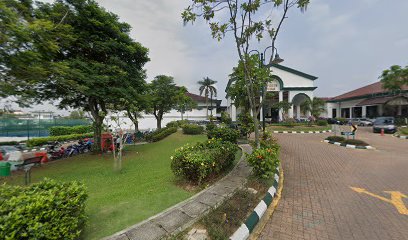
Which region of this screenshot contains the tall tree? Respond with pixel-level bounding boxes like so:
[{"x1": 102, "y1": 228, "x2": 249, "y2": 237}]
[
  {"x1": 198, "y1": 77, "x2": 217, "y2": 119},
  {"x1": 1, "y1": 0, "x2": 149, "y2": 151},
  {"x1": 300, "y1": 97, "x2": 325, "y2": 119},
  {"x1": 147, "y1": 75, "x2": 180, "y2": 129},
  {"x1": 175, "y1": 88, "x2": 197, "y2": 120},
  {"x1": 183, "y1": 0, "x2": 310, "y2": 148},
  {"x1": 380, "y1": 65, "x2": 408, "y2": 90}
]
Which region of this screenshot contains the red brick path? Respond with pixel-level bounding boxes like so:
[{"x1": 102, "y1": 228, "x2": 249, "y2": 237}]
[{"x1": 259, "y1": 128, "x2": 408, "y2": 240}]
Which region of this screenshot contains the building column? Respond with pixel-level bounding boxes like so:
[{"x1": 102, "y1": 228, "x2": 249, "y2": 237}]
[
  {"x1": 296, "y1": 105, "x2": 301, "y2": 120},
  {"x1": 378, "y1": 105, "x2": 383, "y2": 116},
  {"x1": 362, "y1": 106, "x2": 367, "y2": 118},
  {"x1": 278, "y1": 91, "x2": 283, "y2": 121},
  {"x1": 349, "y1": 107, "x2": 353, "y2": 119},
  {"x1": 289, "y1": 106, "x2": 294, "y2": 119},
  {"x1": 397, "y1": 105, "x2": 402, "y2": 116}
]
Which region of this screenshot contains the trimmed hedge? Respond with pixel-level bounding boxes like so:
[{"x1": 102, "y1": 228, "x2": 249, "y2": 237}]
[
  {"x1": 0, "y1": 178, "x2": 87, "y2": 239},
  {"x1": 0, "y1": 141, "x2": 21, "y2": 146},
  {"x1": 325, "y1": 136, "x2": 346, "y2": 142},
  {"x1": 207, "y1": 127, "x2": 240, "y2": 143},
  {"x1": 316, "y1": 120, "x2": 328, "y2": 126},
  {"x1": 171, "y1": 139, "x2": 239, "y2": 184},
  {"x1": 49, "y1": 125, "x2": 93, "y2": 136},
  {"x1": 145, "y1": 127, "x2": 177, "y2": 142},
  {"x1": 166, "y1": 120, "x2": 189, "y2": 128},
  {"x1": 27, "y1": 133, "x2": 94, "y2": 147},
  {"x1": 182, "y1": 124, "x2": 204, "y2": 135}
]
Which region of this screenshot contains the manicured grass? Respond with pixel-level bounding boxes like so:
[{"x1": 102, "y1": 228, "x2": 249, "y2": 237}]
[
  {"x1": 1, "y1": 131, "x2": 206, "y2": 239},
  {"x1": 398, "y1": 127, "x2": 408, "y2": 136},
  {"x1": 267, "y1": 124, "x2": 331, "y2": 132}
]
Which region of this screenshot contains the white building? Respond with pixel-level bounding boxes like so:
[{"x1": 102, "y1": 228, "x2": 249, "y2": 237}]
[
  {"x1": 323, "y1": 81, "x2": 408, "y2": 119},
  {"x1": 108, "y1": 92, "x2": 222, "y2": 131},
  {"x1": 226, "y1": 63, "x2": 318, "y2": 122}
]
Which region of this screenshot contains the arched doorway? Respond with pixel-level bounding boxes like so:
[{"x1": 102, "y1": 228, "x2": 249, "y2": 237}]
[{"x1": 291, "y1": 93, "x2": 311, "y2": 120}]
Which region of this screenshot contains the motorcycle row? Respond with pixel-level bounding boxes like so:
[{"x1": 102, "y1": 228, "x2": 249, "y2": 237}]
[{"x1": 46, "y1": 139, "x2": 93, "y2": 160}]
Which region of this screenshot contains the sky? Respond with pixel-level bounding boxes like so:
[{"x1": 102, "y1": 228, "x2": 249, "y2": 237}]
[{"x1": 3, "y1": 0, "x2": 408, "y2": 114}]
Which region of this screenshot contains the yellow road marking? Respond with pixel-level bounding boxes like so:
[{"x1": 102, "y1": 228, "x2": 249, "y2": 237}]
[{"x1": 350, "y1": 187, "x2": 408, "y2": 215}]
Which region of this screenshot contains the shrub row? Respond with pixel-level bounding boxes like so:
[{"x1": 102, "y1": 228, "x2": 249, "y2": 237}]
[
  {"x1": 325, "y1": 136, "x2": 369, "y2": 146},
  {"x1": 166, "y1": 120, "x2": 189, "y2": 128},
  {"x1": 316, "y1": 120, "x2": 328, "y2": 126},
  {"x1": 171, "y1": 139, "x2": 239, "y2": 184},
  {"x1": 27, "y1": 133, "x2": 94, "y2": 147},
  {"x1": 49, "y1": 125, "x2": 93, "y2": 136},
  {"x1": 248, "y1": 131, "x2": 280, "y2": 179},
  {"x1": 145, "y1": 127, "x2": 177, "y2": 142},
  {"x1": 207, "y1": 127, "x2": 240, "y2": 143},
  {"x1": 0, "y1": 141, "x2": 21, "y2": 146},
  {"x1": 182, "y1": 124, "x2": 204, "y2": 135},
  {"x1": 0, "y1": 178, "x2": 88, "y2": 239}
]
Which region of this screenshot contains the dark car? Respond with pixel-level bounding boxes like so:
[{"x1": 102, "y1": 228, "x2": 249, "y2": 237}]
[{"x1": 373, "y1": 117, "x2": 397, "y2": 133}]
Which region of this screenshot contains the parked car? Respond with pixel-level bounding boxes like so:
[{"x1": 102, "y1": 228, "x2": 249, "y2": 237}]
[
  {"x1": 373, "y1": 117, "x2": 397, "y2": 133},
  {"x1": 0, "y1": 146, "x2": 21, "y2": 161},
  {"x1": 351, "y1": 118, "x2": 373, "y2": 126}
]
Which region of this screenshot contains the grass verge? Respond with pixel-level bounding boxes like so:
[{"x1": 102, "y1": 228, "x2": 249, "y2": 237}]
[{"x1": 1, "y1": 131, "x2": 206, "y2": 240}]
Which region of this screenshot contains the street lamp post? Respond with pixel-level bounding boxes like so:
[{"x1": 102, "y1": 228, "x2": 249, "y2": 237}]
[{"x1": 248, "y1": 47, "x2": 284, "y2": 132}]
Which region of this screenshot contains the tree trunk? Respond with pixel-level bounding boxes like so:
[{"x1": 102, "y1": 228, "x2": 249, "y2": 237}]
[
  {"x1": 156, "y1": 116, "x2": 162, "y2": 130},
  {"x1": 210, "y1": 91, "x2": 213, "y2": 116},
  {"x1": 134, "y1": 121, "x2": 139, "y2": 132},
  {"x1": 93, "y1": 115, "x2": 103, "y2": 152},
  {"x1": 181, "y1": 112, "x2": 184, "y2": 120},
  {"x1": 252, "y1": 107, "x2": 260, "y2": 149},
  {"x1": 205, "y1": 93, "x2": 209, "y2": 119}
]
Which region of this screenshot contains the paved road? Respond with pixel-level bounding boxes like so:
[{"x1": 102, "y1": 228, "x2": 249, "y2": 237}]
[{"x1": 259, "y1": 128, "x2": 408, "y2": 240}]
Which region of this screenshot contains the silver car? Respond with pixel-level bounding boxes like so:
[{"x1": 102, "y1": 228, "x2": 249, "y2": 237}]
[{"x1": 373, "y1": 117, "x2": 397, "y2": 133}]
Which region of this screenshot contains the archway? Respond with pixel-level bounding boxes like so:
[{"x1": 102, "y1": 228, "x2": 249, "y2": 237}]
[{"x1": 291, "y1": 93, "x2": 311, "y2": 120}]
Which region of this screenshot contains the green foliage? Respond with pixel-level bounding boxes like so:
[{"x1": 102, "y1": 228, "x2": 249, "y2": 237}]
[
  {"x1": 246, "y1": 147, "x2": 280, "y2": 179},
  {"x1": 171, "y1": 139, "x2": 239, "y2": 184},
  {"x1": 399, "y1": 127, "x2": 408, "y2": 135},
  {"x1": 325, "y1": 136, "x2": 346, "y2": 142},
  {"x1": 144, "y1": 127, "x2": 177, "y2": 142},
  {"x1": 49, "y1": 125, "x2": 93, "y2": 136},
  {"x1": 147, "y1": 75, "x2": 180, "y2": 129},
  {"x1": 198, "y1": 77, "x2": 217, "y2": 118},
  {"x1": 316, "y1": 120, "x2": 328, "y2": 126},
  {"x1": 221, "y1": 112, "x2": 232, "y2": 124},
  {"x1": 380, "y1": 65, "x2": 408, "y2": 90},
  {"x1": 300, "y1": 97, "x2": 325, "y2": 119},
  {"x1": 0, "y1": 178, "x2": 87, "y2": 239},
  {"x1": 68, "y1": 110, "x2": 86, "y2": 119},
  {"x1": 182, "y1": 124, "x2": 204, "y2": 135},
  {"x1": 237, "y1": 112, "x2": 254, "y2": 137},
  {"x1": 206, "y1": 122, "x2": 216, "y2": 132},
  {"x1": 207, "y1": 127, "x2": 240, "y2": 143},
  {"x1": 272, "y1": 101, "x2": 293, "y2": 121},
  {"x1": 0, "y1": 141, "x2": 20, "y2": 146},
  {"x1": 27, "y1": 133, "x2": 94, "y2": 147},
  {"x1": 174, "y1": 87, "x2": 197, "y2": 119},
  {"x1": 166, "y1": 120, "x2": 189, "y2": 128}
]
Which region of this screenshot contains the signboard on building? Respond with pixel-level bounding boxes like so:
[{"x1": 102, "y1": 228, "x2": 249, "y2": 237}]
[{"x1": 266, "y1": 80, "x2": 280, "y2": 92}]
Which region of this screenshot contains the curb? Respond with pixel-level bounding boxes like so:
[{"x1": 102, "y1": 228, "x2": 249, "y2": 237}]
[
  {"x1": 393, "y1": 134, "x2": 408, "y2": 139},
  {"x1": 230, "y1": 166, "x2": 280, "y2": 240},
  {"x1": 323, "y1": 140, "x2": 375, "y2": 150},
  {"x1": 272, "y1": 130, "x2": 331, "y2": 134}
]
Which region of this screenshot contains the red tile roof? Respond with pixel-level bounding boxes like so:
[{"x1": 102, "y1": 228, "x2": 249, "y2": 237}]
[
  {"x1": 186, "y1": 92, "x2": 219, "y2": 103},
  {"x1": 329, "y1": 81, "x2": 408, "y2": 101}
]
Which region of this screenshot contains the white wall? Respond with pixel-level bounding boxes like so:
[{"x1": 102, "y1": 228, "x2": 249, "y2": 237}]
[{"x1": 270, "y1": 67, "x2": 315, "y2": 88}]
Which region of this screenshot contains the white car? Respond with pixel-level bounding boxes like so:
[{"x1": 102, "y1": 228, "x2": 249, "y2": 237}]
[{"x1": 351, "y1": 118, "x2": 373, "y2": 126}]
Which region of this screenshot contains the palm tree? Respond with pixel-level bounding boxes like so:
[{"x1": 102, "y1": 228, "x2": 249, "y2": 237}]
[
  {"x1": 300, "y1": 97, "x2": 325, "y2": 120},
  {"x1": 198, "y1": 77, "x2": 217, "y2": 119}
]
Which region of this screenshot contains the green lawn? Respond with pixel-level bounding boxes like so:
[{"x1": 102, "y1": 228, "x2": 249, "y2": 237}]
[
  {"x1": 2, "y1": 131, "x2": 206, "y2": 239},
  {"x1": 398, "y1": 127, "x2": 408, "y2": 136},
  {"x1": 267, "y1": 124, "x2": 331, "y2": 132}
]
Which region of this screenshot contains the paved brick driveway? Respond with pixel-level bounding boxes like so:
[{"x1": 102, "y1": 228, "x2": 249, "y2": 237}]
[{"x1": 259, "y1": 128, "x2": 408, "y2": 240}]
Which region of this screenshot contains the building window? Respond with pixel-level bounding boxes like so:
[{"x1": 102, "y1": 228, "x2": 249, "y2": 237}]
[
  {"x1": 366, "y1": 106, "x2": 378, "y2": 118},
  {"x1": 332, "y1": 109, "x2": 337, "y2": 118},
  {"x1": 341, "y1": 108, "x2": 350, "y2": 118},
  {"x1": 352, "y1": 107, "x2": 362, "y2": 118}
]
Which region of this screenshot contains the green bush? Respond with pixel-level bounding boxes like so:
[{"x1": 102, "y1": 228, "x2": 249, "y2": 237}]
[
  {"x1": 316, "y1": 120, "x2": 328, "y2": 126},
  {"x1": 220, "y1": 112, "x2": 232, "y2": 124},
  {"x1": 182, "y1": 124, "x2": 204, "y2": 135},
  {"x1": 399, "y1": 127, "x2": 408, "y2": 135},
  {"x1": 0, "y1": 141, "x2": 21, "y2": 146},
  {"x1": 246, "y1": 147, "x2": 280, "y2": 179},
  {"x1": 145, "y1": 127, "x2": 177, "y2": 142},
  {"x1": 206, "y1": 122, "x2": 216, "y2": 132},
  {"x1": 27, "y1": 133, "x2": 94, "y2": 147},
  {"x1": 171, "y1": 139, "x2": 239, "y2": 184},
  {"x1": 238, "y1": 112, "x2": 254, "y2": 137},
  {"x1": 343, "y1": 139, "x2": 369, "y2": 146},
  {"x1": 49, "y1": 125, "x2": 93, "y2": 136},
  {"x1": 166, "y1": 120, "x2": 188, "y2": 128},
  {"x1": 207, "y1": 127, "x2": 240, "y2": 143},
  {"x1": 0, "y1": 178, "x2": 87, "y2": 239},
  {"x1": 325, "y1": 136, "x2": 346, "y2": 142}
]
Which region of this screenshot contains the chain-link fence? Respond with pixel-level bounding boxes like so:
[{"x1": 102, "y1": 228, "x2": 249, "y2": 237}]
[{"x1": 0, "y1": 118, "x2": 91, "y2": 137}]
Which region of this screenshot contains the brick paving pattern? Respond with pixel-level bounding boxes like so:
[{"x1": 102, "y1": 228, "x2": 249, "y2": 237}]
[{"x1": 259, "y1": 128, "x2": 408, "y2": 240}]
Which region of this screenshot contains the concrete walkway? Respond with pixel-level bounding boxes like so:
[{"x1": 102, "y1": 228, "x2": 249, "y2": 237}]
[{"x1": 105, "y1": 144, "x2": 252, "y2": 240}]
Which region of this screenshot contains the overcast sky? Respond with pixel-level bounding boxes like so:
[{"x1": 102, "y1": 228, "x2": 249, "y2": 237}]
[{"x1": 3, "y1": 0, "x2": 408, "y2": 114}]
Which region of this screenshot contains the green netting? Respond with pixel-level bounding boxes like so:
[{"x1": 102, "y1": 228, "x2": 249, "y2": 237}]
[{"x1": 0, "y1": 118, "x2": 91, "y2": 137}]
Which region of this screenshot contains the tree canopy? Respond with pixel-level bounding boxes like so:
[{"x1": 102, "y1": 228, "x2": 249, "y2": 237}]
[
  {"x1": 380, "y1": 65, "x2": 408, "y2": 90},
  {"x1": 198, "y1": 77, "x2": 217, "y2": 118}
]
